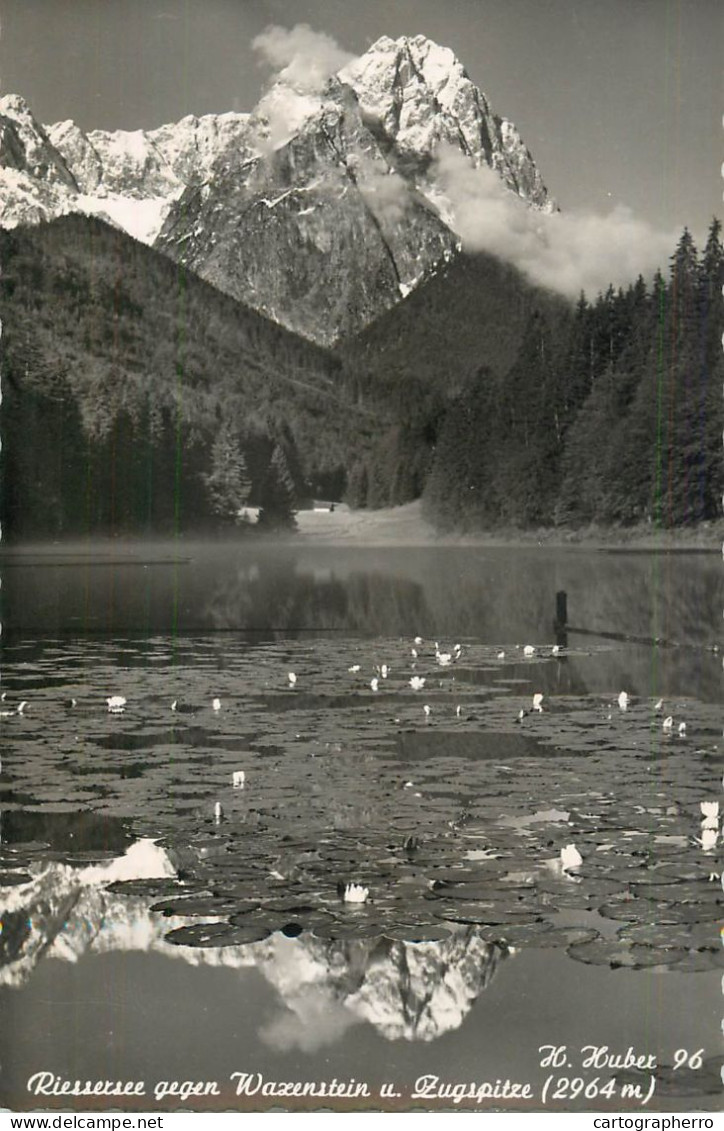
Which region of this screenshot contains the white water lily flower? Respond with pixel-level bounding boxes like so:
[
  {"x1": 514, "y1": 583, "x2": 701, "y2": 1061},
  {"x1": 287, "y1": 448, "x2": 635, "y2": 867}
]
[
  {"x1": 618, "y1": 691, "x2": 629, "y2": 711},
  {"x1": 532, "y1": 693, "x2": 544, "y2": 713},
  {"x1": 497, "y1": 651, "x2": 505, "y2": 660},
  {"x1": 701, "y1": 801, "x2": 720, "y2": 819},
  {"x1": 551, "y1": 645, "x2": 560, "y2": 656},
  {"x1": 232, "y1": 771, "x2": 246, "y2": 789},
  {"x1": 423, "y1": 704, "x2": 431, "y2": 718},
  {"x1": 561, "y1": 844, "x2": 583, "y2": 870},
  {"x1": 409, "y1": 676, "x2": 426, "y2": 690},
  {"x1": 0, "y1": 700, "x2": 27, "y2": 718},
  {"x1": 414, "y1": 636, "x2": 423, "y2": 646},
  {"x1": 106, "y1": 696, "x2": 126, "y2": 713},
  {"x1": 288, "y1": 672, "x2": 297, "y2": 687},
  {"x1": 523, "y1": 644, "x2": 535, "y2": 657},
  {"x1": 212, "y1": 697, "x2": 221, "y2": 712},
  {"x1": 697, "y1": 827, "x2": 718, "y2": 851},
  {"x1": 343, "y1": 882, "x2": 369, "y2": 903},
  {"x1": 214, "y1": 801, "x2": 223, "y2": 823},
  {"x1": 678, "y1": 721, "x2": 686, "y2": 736},
  {"x1": 370, "y1": 677, "x2": 379, "y2": 692},
  {"x1": 662, "y1": 716, "x2": 673, "y2": 731},
  {"x1": 348, "y1": 664, "x2": 360, "y2": 673},
  {"x1": 381, "y1": 664, "x2": 389, "y2": 679},
  {"x1": 654, "y1": 698, "x2": 663, "y2": 711}
]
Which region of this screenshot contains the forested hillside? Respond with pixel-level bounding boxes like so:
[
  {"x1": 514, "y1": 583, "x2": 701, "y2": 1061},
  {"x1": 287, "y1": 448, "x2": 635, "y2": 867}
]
[
  {"x1": 0, "y1": 215, "x2": 382, "y2": 537},
  {"x1": 2, "y1": 214, "x2": 721, "y2": 539},
  {"x1": 418, "y1": 221, "x2": 724, "y2": 531},
  {"x1": 335, "y1": 253, "x2": 569, "y2": 509}
]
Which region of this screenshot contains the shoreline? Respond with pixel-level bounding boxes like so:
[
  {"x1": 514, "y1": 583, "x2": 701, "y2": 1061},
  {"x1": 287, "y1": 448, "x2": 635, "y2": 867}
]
[
  {"x1": 294, "y1": 501, "x2": 724, "y2": 551},
  {"x1": 1, "y1": 501, "x2": 721, "y2": 553}
]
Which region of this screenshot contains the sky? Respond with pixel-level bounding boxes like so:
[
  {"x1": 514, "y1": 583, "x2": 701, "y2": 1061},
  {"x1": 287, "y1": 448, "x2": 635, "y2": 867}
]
[{"x1": 1, "y1": 0, "x2": 722, "y2": 272}]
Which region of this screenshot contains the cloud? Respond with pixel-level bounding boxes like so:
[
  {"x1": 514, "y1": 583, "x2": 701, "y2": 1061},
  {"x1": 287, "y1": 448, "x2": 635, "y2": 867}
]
[
  {"x1": 250, "y1": 25, "x2": 355, "y2": 153},
  {"x1": 252, "y1": 24, "x2": 354, "y2": 94},
  {"x1": 354, "y1": 161, "x2": 411, "y2": 226},
  {"x1": 432, "y1": 144, "x2": 677, "y2": 298}
]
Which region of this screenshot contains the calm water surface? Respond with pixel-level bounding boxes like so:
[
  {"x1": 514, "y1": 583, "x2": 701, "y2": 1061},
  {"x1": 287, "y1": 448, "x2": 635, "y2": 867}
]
[{"x1": 0, "y1": 541, "x2": 721, "y2": 1112}]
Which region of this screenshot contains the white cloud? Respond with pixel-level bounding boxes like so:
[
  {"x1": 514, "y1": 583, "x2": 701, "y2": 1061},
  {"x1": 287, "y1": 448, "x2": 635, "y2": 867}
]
[
  {"x1": 355, "y1": 162, "x2": 410, "y2": 226},
  {"x1": 433, "y1": 144, "x2": 677, "y2": 297},
  {"x1": 250, "y1": 25, "x2": 355, "y2": 153},
  {"x1": 252, "y1": 24, "x2": 354, "y2": 94}
]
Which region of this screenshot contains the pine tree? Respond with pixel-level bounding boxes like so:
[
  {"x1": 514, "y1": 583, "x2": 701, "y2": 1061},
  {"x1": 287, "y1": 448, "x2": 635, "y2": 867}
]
[
  {"x1": 202, "y1": 421, "x2": 251, "y2": 522},
  {"x1": 257, "y1": 443, "x2": 297, "y2": 530}
]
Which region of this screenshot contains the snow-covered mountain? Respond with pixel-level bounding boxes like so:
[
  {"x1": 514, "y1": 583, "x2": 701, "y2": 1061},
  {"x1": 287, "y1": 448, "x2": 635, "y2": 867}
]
[
  {"x1": 339, "y1": 35, "x2": 552, "y2": 210},
  {"x1": 156, "y1": 34, "x2": 554, "y2": 344},
  {"x1": 0, "y1": 34, "x2": 554, "y2": 341},
  {"x1": 0, "y1": 94, "x2": 251, "y2": 242}
]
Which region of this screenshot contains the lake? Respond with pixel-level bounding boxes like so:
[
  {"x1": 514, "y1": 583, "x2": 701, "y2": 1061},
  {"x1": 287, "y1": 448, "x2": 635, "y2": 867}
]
[{"x1": 0, "y1": 539, "x2": 722, "y2": 1113}]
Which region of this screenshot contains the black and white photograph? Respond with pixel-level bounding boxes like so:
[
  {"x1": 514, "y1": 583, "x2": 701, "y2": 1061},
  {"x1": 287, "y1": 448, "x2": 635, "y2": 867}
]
[{"x1": 0, "y1": 0, "x2": 722, "y2": 1116}]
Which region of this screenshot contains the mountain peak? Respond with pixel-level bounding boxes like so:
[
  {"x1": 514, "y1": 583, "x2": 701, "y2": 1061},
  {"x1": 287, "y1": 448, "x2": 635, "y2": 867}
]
[
  {"x1": 0, "y1": 93, "x2": 39, "y2": 121},
  {"x1": 338, "y1": 34, "x2": 552, "y2": 212}
]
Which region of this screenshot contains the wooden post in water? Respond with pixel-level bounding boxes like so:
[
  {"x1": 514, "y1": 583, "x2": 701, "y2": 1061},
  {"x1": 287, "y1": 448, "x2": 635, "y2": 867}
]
[{"x1": 554, "y1": 589, "x2": 568, "y2": 649}]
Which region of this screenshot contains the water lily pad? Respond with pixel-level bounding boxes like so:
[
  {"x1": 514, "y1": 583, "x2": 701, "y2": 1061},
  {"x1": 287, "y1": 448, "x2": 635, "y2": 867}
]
[
  {"x1": 631, "y1": 881, "x2": 722, "y2": 905},
  {"x1": 261, "y1": 898, "x2": 319, "y2": 914},
  {"x1": 228, "y1": 908, "x2": 315, "y2": 933},
  {"x1": 427, "y1": 865, "x2": 507, "y2": 884},
  {"x1": 60, "y1": 850, "x2": 120, "y2": 864},
  {"x1": 435, "y1": 882, "x2": 537, "y2": 904},
  {"x1": 598, "y1": 900, "x2": 691, "y2": 924},
  {"x1": 105, "y1": 878, "x2": 199, "y2": 897},
  {"x1": 528, "y1": 926, "x2": 601, "y2": 948},
  {"x1": 618, "y1": 921, "x2": 720, "y2": 950},
  {"x1": 383, "y1": 924, "x2": 453, "y2": 942},
  {"x1": 539, "y1": 888, "x2": 598, "y2": 912},
  {"x1": 434, "y1": 902, "x2": 542, "y2": 926},
  {"x1": 486, "y1": 921, "x2": 554, "y2": 945},
  {"x1": 567, "y1": 939, "x2": 687, "y2": 969},
  {"x1": 164, "y1": 921, "x2": 270, "y2": 947},
  {"x1": 311, "y1": 921, "x2": 385, "y2": 940},
  {"x1": 537, "y1": 873, "x2": 626, "y2": 898},
  {"x1": 2, "y1": 842, "x2": 49, "y2": 856},
  {"x1": 150, "y1": 895, "x2": 240, "y2": 916},
  {"x1": 0, "y1": 855, "x2": 31, "y2": 870},
  {"x1": 650, "y1": 860, "x2": 714, "y2": 882},
  {"x1": 0, "y1": 871, "x2": 33, "y2": 887}
]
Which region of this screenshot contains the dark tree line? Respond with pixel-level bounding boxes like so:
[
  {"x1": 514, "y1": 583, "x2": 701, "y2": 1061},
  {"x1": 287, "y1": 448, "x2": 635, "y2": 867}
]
[
  {"x1": 0, "y1": 216, "x2": 369, "y2": 538},
  {"x1": 421, "y1": 220, "x2": 724, "y2": 531}
]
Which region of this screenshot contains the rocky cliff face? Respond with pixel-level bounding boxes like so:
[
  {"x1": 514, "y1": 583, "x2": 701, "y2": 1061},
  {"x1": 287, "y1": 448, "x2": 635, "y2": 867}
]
[
  {"x1": 156, "y1": 77, "x2": 459, "y2": 345},
  {"x1": 339, "y1": 35, "x2": 553, "y2": 212},
  {"x1": 156, "y1": 34, "x2": 554, "y2": 344},
  {"x1": 1, "y1": 33, "x2": 554, "y2": 342}
]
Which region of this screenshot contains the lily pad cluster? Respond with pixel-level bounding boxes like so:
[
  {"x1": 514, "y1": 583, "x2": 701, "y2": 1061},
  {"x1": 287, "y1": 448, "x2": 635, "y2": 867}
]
[{"x1": 1, "y1": 633, "x2": 721, "y2": 970}]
